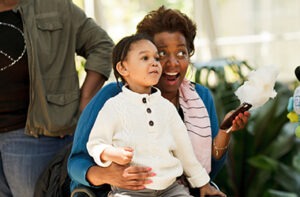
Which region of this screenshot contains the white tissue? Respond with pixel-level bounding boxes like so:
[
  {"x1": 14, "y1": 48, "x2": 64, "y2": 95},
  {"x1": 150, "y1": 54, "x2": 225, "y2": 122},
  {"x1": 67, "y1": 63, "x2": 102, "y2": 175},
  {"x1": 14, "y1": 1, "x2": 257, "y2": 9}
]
[{"x1": 234, "y1": 66, "x2": 278, "y2": 109}]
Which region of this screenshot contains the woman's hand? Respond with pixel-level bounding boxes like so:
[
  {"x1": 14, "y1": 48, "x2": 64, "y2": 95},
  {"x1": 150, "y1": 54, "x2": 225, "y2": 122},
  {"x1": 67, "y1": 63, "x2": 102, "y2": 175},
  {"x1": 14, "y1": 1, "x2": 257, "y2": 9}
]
[
  {"x1": 229, "y1": 111, "x2": 250, "y2": 132},
  {"x1": 86, "y1": 163, "x2": 155, "y2": 190},
  {"x1": 213, "y1": 111, "x2": 250, "y2": 159},
  {"x1": 199, "y1": 183, "x2": 226, "y2": 197}
]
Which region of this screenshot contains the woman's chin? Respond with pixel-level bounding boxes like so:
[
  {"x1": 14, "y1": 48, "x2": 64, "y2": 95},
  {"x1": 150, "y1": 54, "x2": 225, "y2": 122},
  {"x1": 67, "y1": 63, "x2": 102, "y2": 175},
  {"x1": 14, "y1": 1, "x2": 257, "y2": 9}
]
[{"x1": 159, "y1": 77, "x2": 181, "y2": 90}]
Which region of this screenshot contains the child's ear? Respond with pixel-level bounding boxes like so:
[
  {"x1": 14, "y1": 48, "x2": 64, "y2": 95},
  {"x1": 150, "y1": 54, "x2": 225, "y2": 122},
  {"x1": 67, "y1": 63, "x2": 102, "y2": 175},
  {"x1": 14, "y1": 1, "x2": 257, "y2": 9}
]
[{"x1": 116, "y1": 62, "x2": 129, "y2": 77}]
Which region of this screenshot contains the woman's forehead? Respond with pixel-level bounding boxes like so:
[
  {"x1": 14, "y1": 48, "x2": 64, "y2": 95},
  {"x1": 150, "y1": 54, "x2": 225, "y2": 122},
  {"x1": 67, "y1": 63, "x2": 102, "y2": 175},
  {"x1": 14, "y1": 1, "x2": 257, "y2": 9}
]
[{"x1": 153, "y1": 32, "x2": 187, "y2": 47}]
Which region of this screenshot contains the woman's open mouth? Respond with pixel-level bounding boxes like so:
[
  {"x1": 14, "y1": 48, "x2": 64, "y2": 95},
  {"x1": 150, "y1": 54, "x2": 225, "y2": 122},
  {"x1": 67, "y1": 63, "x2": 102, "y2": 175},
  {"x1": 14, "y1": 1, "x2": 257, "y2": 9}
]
[{"x1": 163, "y1": 72, "x2": 180, "y2": 81}]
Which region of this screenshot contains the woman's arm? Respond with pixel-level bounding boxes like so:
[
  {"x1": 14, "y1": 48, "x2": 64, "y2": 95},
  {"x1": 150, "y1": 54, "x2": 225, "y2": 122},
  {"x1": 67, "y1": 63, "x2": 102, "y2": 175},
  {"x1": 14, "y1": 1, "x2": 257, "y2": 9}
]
[
  {"x1": 210, "y1": 110, "x2": 250, "y2": 179},
  {"x1": 213, "y1": 111, "x2": 250, "y2": 159}
]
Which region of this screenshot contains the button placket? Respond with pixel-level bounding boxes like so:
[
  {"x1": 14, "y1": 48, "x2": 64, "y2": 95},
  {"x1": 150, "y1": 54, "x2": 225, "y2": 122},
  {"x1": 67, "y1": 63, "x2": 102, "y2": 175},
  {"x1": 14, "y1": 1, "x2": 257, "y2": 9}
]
[{"x1": 142, "y1": 97, "x2": 155, "y2": 131}]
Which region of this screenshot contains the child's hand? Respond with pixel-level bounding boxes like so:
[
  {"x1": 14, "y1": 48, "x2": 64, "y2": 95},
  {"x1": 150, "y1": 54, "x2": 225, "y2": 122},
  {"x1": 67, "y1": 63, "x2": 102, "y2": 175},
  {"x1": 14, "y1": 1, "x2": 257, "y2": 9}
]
[
  {"x1": 199, "y1": 183, "x2": 226, "y2": 197},
  {"x1": 116, "y1": 147, "x2": 134, "y2": 165},
  {"x1": 102, "y1": 146, "x2": 134, "y2": 165}
]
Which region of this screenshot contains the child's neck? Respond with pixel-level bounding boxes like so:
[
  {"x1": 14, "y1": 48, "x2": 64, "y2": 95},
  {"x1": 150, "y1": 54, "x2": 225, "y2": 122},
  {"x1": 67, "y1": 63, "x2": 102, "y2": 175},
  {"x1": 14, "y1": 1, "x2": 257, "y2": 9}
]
[{"x1": 126, "y1": 84, "x2": 152, "y2": 94}]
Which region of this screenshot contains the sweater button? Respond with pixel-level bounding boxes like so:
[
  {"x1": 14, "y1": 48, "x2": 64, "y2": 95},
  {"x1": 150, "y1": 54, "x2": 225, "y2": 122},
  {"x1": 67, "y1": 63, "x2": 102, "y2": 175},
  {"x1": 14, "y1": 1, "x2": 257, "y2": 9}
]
[
  {"x1": 146, "y1": 108, "x2": 152, "y2": 113},
  {"x1": 149, "y1": 120, "x2": 154, "y2": 126},
  {"x1": 142, "y1": 98, "x2": 147, "y2": 103}
]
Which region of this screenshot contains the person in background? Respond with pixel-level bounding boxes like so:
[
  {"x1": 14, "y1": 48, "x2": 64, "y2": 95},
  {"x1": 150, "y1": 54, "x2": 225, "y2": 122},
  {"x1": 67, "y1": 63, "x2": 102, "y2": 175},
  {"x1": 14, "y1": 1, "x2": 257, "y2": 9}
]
[
  {"x1": 0, "y1": 0, "x2": 114, "y2": 197},
  {"x1": 86, "y1": 33, "x2": 226, "y2": 197},
  {"x1": 68, "y1": 5, "x2": 249, "y2": 197}
]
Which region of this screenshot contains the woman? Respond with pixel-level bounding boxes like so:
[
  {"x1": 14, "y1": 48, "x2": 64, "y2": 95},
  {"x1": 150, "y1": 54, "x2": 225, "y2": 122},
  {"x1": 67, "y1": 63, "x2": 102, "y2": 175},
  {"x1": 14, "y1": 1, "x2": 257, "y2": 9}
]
[{"x1": 68, "y1": 6, "x2": 249, "y2": 196}]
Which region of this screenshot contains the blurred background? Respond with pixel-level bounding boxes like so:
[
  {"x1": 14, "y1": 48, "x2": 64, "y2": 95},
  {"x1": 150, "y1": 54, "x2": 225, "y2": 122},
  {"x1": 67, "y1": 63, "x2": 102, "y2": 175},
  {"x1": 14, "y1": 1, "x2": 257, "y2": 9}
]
[
  {"x1": 74, "y1": 0, "x2": 300, "y2": 83},
  {"x1": 73, "y1": 0, "x2": 300, "y2": 196}
]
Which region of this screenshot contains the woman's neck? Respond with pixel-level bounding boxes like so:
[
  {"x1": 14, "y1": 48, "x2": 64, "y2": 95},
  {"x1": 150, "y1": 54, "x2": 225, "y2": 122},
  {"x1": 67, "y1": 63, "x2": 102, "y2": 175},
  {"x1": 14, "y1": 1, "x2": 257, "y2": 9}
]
[
  {"x1": 162, "y1": 91, "x2": 179, "y2": 108},
  {"x1": 0, "y1": 0, "x2": 19, "y2": 12}
]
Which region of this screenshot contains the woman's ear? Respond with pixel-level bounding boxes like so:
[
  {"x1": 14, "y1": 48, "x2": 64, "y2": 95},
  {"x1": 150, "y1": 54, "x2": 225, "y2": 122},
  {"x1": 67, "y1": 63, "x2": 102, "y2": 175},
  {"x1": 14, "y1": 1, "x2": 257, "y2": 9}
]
[{"x1": 116, "y1": 62, "x2": 129, "y2": 77}]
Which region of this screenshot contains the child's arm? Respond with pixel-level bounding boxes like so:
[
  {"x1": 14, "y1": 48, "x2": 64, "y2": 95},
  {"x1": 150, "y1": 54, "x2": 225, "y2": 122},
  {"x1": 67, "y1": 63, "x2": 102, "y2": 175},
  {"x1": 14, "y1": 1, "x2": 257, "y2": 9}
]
[
  {"x1": 101, "y1": 146, "x2": 134, "y2": 165},
  {"x1": 86, "y1": 98, "x2": 134, "y2": 167}
]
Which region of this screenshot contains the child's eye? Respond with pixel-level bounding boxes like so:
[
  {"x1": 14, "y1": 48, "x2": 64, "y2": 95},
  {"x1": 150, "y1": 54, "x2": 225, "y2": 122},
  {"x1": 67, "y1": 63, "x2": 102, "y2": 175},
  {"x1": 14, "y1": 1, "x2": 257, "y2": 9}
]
[{"x1": 142, "y1": 56, "x2": 149, "y2": 61}]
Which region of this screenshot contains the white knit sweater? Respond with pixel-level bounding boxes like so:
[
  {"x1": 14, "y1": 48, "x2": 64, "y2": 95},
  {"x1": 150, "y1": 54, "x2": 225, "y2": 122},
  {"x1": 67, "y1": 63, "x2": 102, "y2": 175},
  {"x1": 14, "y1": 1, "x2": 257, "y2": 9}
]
[{"x1": 87, "y1": 86, "x2": 210, "y2": 190}]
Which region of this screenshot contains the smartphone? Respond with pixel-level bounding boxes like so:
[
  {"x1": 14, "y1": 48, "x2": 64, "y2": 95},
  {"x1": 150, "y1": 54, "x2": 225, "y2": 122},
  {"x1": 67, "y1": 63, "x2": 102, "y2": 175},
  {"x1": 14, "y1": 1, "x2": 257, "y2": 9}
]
[{"x1": 220, "y1": 102, "x2": 252, "y2": 130}]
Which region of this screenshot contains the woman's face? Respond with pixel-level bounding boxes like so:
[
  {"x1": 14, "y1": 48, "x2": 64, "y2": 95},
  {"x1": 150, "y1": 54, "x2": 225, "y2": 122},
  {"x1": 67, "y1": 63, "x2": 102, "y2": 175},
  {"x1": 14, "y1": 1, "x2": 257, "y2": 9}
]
[{"x1": 153, "y1": 32, "x2": 189, "y2": 95}]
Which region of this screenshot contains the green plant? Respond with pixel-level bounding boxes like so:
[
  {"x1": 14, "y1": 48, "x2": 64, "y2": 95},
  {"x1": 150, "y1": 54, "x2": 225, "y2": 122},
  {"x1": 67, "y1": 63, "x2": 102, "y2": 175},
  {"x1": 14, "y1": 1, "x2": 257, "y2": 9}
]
[
  {"x1": 193, "y1": 57, "x2": 300, "y2": 197},
  {"x1": 193, "y1": 57, "x2": 252, "y2": 121}
]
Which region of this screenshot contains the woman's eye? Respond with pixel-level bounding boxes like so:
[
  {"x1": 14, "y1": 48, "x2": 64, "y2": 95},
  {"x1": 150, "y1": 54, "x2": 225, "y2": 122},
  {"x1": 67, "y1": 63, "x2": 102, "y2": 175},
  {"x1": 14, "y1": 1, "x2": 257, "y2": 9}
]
[
  {"x1": 158, "y1": 51, "x2": 166, "y2": 57},
  {"x1": 177, "y1": 51, "x2": 186, "y2": 57}
]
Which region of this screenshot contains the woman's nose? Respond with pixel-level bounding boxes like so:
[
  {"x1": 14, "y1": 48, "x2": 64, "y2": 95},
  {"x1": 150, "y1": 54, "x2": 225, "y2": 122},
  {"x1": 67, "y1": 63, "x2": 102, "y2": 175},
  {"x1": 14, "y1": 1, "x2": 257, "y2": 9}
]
[{"x1": 164, "y1": 55, "x2": 179, "y2": 67}]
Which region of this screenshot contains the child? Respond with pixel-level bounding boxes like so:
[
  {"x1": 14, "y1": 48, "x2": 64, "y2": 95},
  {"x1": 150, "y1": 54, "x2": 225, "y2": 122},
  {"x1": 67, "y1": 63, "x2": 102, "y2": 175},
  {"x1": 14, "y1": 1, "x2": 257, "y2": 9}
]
[{"x1": 86, "y1": 33, "x2": 225, "y2": 197}]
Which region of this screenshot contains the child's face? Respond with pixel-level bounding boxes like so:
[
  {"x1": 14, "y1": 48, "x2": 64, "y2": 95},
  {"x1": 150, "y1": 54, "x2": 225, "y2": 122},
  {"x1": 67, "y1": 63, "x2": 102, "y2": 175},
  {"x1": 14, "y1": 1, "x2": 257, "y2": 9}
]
[{"x1": 122, "y1": 39, "x2": 162, "y2": 94}]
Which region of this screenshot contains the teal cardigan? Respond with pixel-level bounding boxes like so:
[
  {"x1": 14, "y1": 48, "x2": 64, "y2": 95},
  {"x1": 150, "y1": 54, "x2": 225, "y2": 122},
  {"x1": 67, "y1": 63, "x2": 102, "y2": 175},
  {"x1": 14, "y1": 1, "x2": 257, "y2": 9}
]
[{"x1": 68, "y1": 82, "x2": 226, "y2": 193}]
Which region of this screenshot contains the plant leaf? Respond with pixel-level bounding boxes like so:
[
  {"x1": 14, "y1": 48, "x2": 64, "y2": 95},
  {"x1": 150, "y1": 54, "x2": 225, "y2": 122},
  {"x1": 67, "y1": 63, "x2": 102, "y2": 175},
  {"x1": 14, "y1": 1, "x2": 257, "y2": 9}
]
[
  {"x1": 266, "y1": 189, "x2": 298, "y2": 197},
  {"x1": 248, "y1": 155, "x2": 279, "y2": 171}
]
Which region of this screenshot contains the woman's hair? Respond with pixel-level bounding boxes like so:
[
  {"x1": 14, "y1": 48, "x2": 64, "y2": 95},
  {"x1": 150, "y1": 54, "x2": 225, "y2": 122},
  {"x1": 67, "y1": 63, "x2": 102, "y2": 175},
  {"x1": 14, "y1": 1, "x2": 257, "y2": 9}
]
[
  {"x1": 112, "y1": 33, "x2": 154, "y2": 84},
  {"x1": 136, "y1": 6, "x2": 197, "y2": 56}
]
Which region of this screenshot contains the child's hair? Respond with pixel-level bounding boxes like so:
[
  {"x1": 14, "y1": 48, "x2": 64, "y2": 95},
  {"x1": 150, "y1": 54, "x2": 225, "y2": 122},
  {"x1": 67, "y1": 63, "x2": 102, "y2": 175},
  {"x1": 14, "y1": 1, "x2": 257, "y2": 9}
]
[{"x1": 112, "y1": 33, "x2": 155, "y2": 84}]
